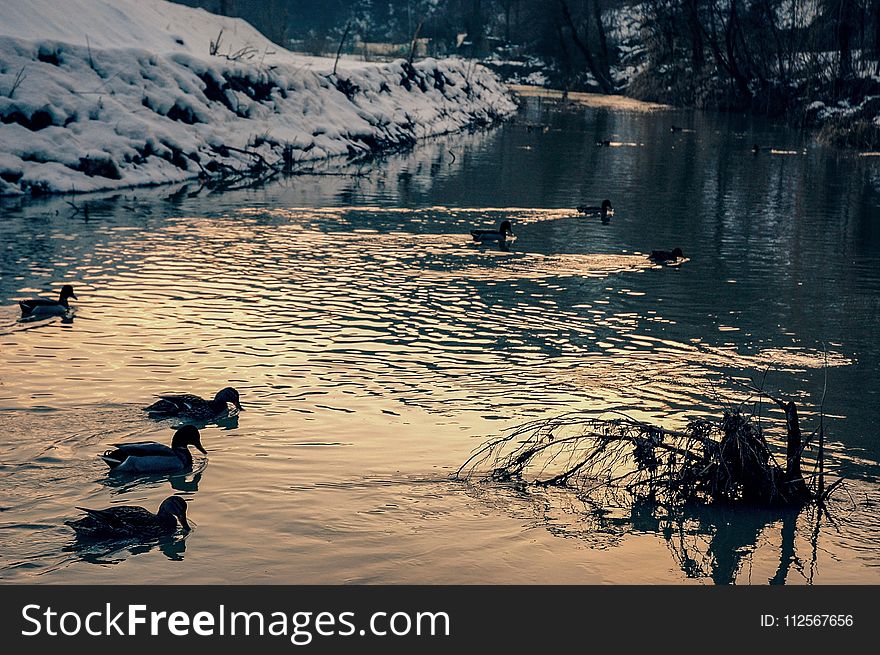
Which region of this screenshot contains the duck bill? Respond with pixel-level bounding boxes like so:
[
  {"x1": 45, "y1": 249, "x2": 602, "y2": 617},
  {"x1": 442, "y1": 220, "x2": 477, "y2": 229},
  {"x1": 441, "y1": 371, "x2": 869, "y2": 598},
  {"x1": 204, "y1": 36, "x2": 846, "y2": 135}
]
[
  {"x1": 195, "y1": 442, "x2": 207, "y2": 455},
  {"x1": 179, "y1": 515, "x2": 191, "y2": 532},
  {"x1": 235, "y1": 402, "x2": 245, "y2": 412}
]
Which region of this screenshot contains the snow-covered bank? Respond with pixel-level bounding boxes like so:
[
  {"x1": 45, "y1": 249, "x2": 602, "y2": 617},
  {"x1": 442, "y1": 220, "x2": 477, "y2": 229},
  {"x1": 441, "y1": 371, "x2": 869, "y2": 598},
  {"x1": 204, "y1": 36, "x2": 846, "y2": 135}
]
[{"x1": 0, "y1": 0, "x2": 516, "y2": 196}]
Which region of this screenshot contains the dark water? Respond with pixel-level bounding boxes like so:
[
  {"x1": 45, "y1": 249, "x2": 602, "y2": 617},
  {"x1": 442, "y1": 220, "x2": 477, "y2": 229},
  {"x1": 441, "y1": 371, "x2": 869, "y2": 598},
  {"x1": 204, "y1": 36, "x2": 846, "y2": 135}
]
[{"x1": 0, "y1": 94, "x2": 878, "y2": 584}]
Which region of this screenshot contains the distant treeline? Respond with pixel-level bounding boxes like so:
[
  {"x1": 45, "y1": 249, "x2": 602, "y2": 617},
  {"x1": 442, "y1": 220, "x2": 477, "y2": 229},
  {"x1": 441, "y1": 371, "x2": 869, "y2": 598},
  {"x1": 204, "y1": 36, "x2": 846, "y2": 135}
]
[{"x1": 173, "y1": 1, "x2": 880, "y2": 145}]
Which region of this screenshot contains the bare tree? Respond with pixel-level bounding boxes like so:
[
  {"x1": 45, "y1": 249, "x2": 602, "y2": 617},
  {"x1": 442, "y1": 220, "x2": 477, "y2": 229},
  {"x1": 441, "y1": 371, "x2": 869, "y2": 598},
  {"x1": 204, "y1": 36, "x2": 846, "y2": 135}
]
[{"x1": 559, "y1": 0, "x2": 614, "y2": 93}]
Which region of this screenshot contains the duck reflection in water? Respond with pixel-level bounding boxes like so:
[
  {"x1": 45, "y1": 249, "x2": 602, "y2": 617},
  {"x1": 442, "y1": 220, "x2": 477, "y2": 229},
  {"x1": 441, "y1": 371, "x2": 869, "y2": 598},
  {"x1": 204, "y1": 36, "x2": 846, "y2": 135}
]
[
  {"x1": 64, "y1": 531, "x2": 189, "y2": 564},
  {"x1": 98, "y1": 468, "x2": 204, "y2": 495}
]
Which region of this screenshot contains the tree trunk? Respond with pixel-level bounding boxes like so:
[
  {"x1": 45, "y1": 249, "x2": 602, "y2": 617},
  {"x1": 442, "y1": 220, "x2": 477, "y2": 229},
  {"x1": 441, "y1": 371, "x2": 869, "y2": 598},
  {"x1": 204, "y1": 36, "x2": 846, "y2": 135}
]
[
  {"x1": 559, "y1": 0, "x2": 614, "y2": 93},
  {"x1": 874, "y1": 0, "x2": 880, "y2": 75},
  {"x1": 468, "y1": 0, "x2": 485, "y2": 56},
  {"x1": 686, "y1": 0, "x2": 705, "y2": 71},
  {"x1": 723, "y1": 0, "x2": 753, "y2": 100},
  {"x1": 779, "y1": 400, "x2": 809, "y2": 500},
  {"x1": 783, "y1": 401, "x2": 802, "y2": 483},
  {"x1": 836, "y1": 0, "x2": 856, "y2": 81}
]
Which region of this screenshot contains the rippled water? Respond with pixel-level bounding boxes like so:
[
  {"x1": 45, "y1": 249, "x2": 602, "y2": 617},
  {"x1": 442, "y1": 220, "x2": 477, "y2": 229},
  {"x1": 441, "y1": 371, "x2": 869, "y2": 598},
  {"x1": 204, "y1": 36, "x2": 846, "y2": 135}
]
[{"x1": 1, "y1": 96, "x2": 879, "y2": 584}]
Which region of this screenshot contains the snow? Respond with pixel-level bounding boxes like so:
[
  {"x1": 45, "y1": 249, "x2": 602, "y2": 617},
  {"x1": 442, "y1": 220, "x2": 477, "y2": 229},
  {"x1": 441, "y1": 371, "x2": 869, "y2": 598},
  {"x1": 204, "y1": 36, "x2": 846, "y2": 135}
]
[{"x1": 0, "y1": 0, "x2": 516, "y2": 196}]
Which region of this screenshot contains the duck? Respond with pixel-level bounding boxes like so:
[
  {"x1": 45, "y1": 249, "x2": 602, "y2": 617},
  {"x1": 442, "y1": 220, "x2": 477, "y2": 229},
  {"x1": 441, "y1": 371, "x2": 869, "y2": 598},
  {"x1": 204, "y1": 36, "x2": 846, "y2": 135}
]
[
  {"x1": 19, "y1": 284, "x2": 77, "y2": 317},
  {"x1": 100, "y1": 425, "x2": 206, "y2": 474},
  {"x1": 648, "y1": 247, "x2": 684, "y2": 264},
  {"x1": 65, "y1": 496, "x2": 190, "y2": 540},
  {"x1": 470, "y1": 220, "x2": 514, "y2": 244},
  {"x1": 143, "y1": 386, "x2": 243, "y2": 420},
  {"x1": 576, "y1": 199, "x2": 613, "y2": 218}
]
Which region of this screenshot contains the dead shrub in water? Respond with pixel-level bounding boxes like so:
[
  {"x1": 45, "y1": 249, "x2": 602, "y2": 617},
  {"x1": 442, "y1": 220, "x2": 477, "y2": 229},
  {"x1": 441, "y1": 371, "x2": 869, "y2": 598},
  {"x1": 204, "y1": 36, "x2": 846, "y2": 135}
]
[{"x1": 457, "y1": 389, "x2": 839, "y2": 509}]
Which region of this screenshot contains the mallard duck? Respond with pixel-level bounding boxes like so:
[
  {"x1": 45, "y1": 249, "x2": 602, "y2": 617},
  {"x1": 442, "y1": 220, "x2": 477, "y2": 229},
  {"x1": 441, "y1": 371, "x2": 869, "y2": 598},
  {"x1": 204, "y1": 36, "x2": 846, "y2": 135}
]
[
  {"x1": 100, "y1": 425, "x2": 206, "y2": 474},
  {"x1": 470, "y1": 220, "x2": 514, "y2": 244},
  {"x1": 65, "y1": 496, "x2": 190, "y2": 540},
  {"x1": 19, "y1": 284, "x2": 77, "y2": 317},
  {"x1": 576, "y1": 199, "x2": 613, "y2": 217},
  {"x1": 648, "y1": 247, "x2": 684, "y2": 264},
  {"x1": 144, "y1": 387, "x2": 243, "y2": 420}
]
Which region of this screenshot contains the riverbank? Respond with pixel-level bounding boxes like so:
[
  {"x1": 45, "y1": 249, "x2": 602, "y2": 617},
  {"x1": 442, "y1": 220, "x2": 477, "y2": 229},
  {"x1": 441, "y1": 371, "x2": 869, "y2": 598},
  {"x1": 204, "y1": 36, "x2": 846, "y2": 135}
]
[
  {"x1": 624, "y1": 67, "x2": 880, "y2": 151},
  {"x1": 0, "y1": 0, "x2": 516, "y2": 197},
  {"x1": 482, "y1": 16, "x2": 880, "y2": 152}
]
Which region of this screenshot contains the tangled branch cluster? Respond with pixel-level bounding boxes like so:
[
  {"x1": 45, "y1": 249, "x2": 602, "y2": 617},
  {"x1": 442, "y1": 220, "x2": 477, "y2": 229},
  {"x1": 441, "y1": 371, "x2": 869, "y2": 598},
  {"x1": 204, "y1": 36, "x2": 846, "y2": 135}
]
[{"x1": 456, "y1": 406, "x2": 820, "y2": 507}]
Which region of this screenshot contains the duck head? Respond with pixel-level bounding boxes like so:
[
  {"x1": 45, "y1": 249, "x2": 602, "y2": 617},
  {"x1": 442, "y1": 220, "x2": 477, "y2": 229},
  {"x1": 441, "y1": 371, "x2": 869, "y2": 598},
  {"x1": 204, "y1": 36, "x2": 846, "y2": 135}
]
[
  {"x1": 158, "y1": 496, "x2": 190, "y2": 531},
  {"x1": 601, "y1": 199, "x2": 613, "y2": 214},
  {"x1": 60, "y1": 285, "x2": 77, "y2": 301},
  {"x1": 672, "y1": 247, "x2": 684, "y2": 258},
  {"x1": 171, "y1": 424, "x2": 207, "y2": 454},
  {"x1": 499, "y1": 220, "x2": 513, "y2": 236},
  {"x1": 215, "y1": 386, "x2": 243, "y2": 411}
]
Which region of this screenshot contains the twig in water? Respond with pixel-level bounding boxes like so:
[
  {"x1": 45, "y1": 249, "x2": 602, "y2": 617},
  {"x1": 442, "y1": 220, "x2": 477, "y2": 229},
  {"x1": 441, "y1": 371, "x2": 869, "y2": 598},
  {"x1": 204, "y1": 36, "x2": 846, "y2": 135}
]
[
  {"x1": 66, "y1": 200, "x2": 89, "y2": 221},
  {"x1": 817, "y1": 343, "x2": 828, "y2": 496}
]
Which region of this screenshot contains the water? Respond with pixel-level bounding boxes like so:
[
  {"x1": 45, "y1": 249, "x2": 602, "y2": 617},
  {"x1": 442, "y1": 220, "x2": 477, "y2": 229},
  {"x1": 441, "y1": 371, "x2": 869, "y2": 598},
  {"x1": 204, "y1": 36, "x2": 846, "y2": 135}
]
[{"x1": 1, "y1": 95, "x2": 879, "y2": 584}]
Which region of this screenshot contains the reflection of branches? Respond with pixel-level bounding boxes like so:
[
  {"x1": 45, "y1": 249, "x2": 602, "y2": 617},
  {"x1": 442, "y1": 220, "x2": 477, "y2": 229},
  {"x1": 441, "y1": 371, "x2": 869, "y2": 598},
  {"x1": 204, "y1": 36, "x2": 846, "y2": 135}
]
[{"x1": 490, "y1": 486, "x2": 818, "y2": 584}]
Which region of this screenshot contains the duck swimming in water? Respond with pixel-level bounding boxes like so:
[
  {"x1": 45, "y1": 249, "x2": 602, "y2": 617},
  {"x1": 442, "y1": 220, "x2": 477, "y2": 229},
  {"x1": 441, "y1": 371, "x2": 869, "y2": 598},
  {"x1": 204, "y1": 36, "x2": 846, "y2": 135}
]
[
  {"x1": 470, "y1": 220, "x2": 515, "y2": 244},
  {"x1": 577, "y1": 199, "x2": 613, "y2": 218},
  {"x1": 144, "y1": 387, "x2": 243, "y2": 421},
  {"x1": 19, "y1": 284, "x2": 77, "y2": 317},
  {"x1": 648, "y1": 247, "x2": 684, "y2": 264},
  {"x1": 100, "y1": 425, "x2": 206, "y2": 474},
  {"x1": 66, "y1": 496, "x2": 190, "y2": 540}
]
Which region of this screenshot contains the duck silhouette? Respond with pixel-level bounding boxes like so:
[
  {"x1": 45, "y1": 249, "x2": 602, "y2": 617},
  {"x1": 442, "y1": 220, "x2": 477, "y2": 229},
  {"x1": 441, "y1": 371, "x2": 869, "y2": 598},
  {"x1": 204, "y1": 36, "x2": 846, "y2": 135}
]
[
  {"x1": 470, "y1": 220, "x2": 515, "y2": 245},
  {"x1": 100, "y1": 425, "x2": 207, "y2": 474},
  {"x1": 648, "y1": 247, "x2": 684, "y2": 264},
  {"x1": 576, "y1": 199, "x2": 613, "y2": 219},
  {"x1": 19, "y1": 284, "x2": 77, "y2": 317},
  {"x1": 66, "y1": 496, "x2": 190, "y2": 541},
  {"x1": 144, "y1": 387, "x2": 243, "y2": 421}
]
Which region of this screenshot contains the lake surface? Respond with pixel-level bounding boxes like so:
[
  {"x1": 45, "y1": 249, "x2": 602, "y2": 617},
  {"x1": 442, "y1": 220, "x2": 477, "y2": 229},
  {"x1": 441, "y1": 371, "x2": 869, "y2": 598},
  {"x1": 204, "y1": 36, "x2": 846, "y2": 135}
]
[{"x1": 1, "y1": 94, "x2": 879, "y2": 584}]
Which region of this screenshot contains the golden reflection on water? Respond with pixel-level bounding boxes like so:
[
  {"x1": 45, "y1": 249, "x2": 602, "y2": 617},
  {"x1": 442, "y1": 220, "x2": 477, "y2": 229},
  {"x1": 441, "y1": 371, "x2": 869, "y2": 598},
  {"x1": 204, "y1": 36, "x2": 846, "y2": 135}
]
[{"x1": 509, "y1": 85, "x2": 669, "y2": 112}]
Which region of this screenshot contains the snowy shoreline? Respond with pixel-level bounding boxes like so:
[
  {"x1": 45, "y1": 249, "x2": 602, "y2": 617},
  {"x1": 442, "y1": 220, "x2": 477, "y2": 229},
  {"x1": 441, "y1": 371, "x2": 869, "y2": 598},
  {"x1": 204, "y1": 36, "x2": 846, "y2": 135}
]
[{"x1": 0, "y1": 0, "x2": 516, "y2": 197}]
